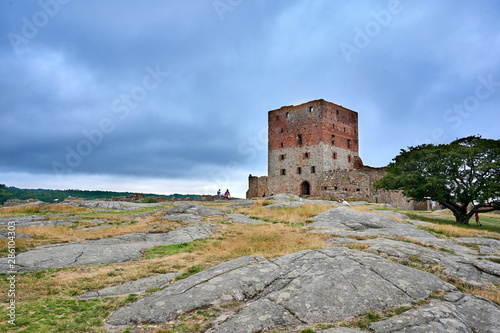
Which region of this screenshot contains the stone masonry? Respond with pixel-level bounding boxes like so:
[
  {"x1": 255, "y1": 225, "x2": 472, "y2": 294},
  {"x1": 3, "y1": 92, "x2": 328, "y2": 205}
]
[{"x1": 247, "y1": 99, "x2": 423, "y2": 209}]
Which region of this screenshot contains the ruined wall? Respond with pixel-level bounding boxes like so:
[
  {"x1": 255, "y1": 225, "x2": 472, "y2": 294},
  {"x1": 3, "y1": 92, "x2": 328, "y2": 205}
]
[{"x1": 246, "y1": 175, "x2": 268, "y2": 198}]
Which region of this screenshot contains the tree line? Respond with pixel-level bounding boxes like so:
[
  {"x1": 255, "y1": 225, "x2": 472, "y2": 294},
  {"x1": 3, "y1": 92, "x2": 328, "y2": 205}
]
[{"x1": 0, "y1": 185, "x2": 198, "y2": 205}]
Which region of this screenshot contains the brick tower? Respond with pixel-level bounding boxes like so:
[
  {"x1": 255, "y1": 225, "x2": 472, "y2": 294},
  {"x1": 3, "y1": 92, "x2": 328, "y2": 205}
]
[{"x1": 267, "y1": 99, "x2": 360, "y2": 196}]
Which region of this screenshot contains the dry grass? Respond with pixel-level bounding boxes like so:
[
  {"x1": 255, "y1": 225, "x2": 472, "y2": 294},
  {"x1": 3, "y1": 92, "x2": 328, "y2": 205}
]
[
  {"x1": 5, "y1": 222, "x2": 332, "y2": 303},
  {"x1": 423, "y1": 223, "x2": 499, "y2": 238},
  {"x1": 0, "y1": 203, "x2": 89, "y2": 217},
  {"x1": 235, "y1": 200, "x2": 333, "y2": 225},
  {"x1": 200, "y1": 223, "x2": 331, "y2": 261},
  {"x1": 445, "y1": 277, "x2": 500, "y2": 305},
  {"x1": 473, "y1": 286, "x2": 500, "y2": 305}
]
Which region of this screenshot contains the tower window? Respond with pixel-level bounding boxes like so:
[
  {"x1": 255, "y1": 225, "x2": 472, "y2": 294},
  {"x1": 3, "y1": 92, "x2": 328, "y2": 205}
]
[
  {"x1": 348, "y1": 155, "x2": 351, "y2": 163},
  {"x1": 297, "y1": 134, "x2": 303, "y2": 146},
  {"x1": 279, "y1": 154, "x2": 286, "y2": 160},
  {"x1": 309, "y1": 106, "x2": 314, "y2": 112},
  {"x1": 280, "y1": 169, "x2": 286, "y2": 175},
  {"x1": 297, "y1": 167, "x2": 302, "y2": 174},
  {"x1": 286, "y1": 112, "x2": 290, "y2": 118},
  {"x1": 347, "y1": 139, "x2": 352, "y2": 149},
  {"x1": 280, "y1": 128, "x2": 284, "y2": 133},
  {"x1": 344, "y1": 127, "x2": 346, "y2": 132},
  {"x1": 281, "y1": 142, "x2": 284, "y2": 148},
  {"x1": 276, "y1": 115, "x2": 279, "y2": 121},
  {"x1": 323, "y1": 186, "x2": 327, "y2": 190},
  {"x1": 333, "y1": 152, "x2": 337, "y2": 159},
  {"x1": 304, "y1": 152, "x2": 310, "y2": 158},
  {"x1": 336, "y1": 110, "x2": 339, "y2": 115},
  {"x1": 311, "y1": 166, "x2": 316, "y2": 173},
  {"x1": 331, "y1": 135, "x2": 335, "y2": 145}
]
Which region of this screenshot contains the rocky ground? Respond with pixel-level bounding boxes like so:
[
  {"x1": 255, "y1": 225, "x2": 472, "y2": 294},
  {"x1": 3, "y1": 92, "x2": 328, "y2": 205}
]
[{"x1": 0, "y1": 197, "x2": 499, "y2": 332}]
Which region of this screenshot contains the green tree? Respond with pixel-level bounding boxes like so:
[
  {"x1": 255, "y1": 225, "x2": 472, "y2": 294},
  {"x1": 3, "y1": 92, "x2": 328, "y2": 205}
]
[{"x1": 374, "y1": 136, "x2": 500, "y2": 224}]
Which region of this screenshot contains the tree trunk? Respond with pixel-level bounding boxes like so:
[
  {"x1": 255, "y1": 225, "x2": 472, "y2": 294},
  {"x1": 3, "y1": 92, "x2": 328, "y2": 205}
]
[
  {"x1": 455, "y1": 213, "x2": 472, "y2": 225},
  {"x1": 445, "y1": 202, "x2": 472, "y2": 225}
]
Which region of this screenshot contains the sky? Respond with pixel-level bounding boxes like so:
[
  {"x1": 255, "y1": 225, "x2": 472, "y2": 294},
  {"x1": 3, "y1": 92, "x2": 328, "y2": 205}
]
[{"x1": 0, "y1": 0, "x2": 499, "y2": 198}]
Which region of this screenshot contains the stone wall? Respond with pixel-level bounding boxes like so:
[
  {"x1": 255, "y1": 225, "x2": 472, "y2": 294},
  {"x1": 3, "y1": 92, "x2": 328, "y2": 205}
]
[{"x1": 246, "y1": 175, "x2": 268, "y2": 198}]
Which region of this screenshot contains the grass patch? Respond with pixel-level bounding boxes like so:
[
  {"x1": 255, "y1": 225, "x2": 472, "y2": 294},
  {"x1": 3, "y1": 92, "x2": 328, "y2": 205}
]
[
  {"x1": 406, "y1": 211, "x2": 500, "y2": 235},
  {"x1": 143, "y1": 240, "x2": 206, "y2": 259},
  {"x1": 175, "y1": 265, "x2": 205, "y2": 280},
  {"x1": 0, "y1": 295, "x2": 133, "y2": 332}
]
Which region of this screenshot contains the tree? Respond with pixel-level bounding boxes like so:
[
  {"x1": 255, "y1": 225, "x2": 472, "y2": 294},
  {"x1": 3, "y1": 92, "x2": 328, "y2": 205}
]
[{"x1": 374, "y1": 136, "x2": 500, "y2": 224}]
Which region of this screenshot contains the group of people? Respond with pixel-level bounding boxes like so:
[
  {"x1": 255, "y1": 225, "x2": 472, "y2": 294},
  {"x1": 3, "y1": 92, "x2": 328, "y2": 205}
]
[{"x1": 217, "y1": 189, "x2": 231, "y2": 200}]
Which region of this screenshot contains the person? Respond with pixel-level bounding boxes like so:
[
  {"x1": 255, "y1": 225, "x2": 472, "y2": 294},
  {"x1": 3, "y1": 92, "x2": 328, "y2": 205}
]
[
  {"x1": 475, "y1": 212, "x2": 482, "y2": 226},
  {"x1": 224, "y1": 189, "x2": 231, "y2": 200},
  {"x1": 338, "y1": 198, "x2": 350, "y2": 206},
  {"x1": 217, "y1": 189, "x2": 221, "y2": 199}
]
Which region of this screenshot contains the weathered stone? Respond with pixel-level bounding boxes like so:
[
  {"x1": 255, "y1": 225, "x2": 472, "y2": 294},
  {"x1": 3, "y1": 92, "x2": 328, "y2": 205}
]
[
  {"x1": 318, "y1": 328, "x2": 366, "y2": 333},
  {"x1": 308, "y1": 207, "x2": 435, "y2": 239},
  {"x1": 370, "y1": 292, "x2": 500, "y2": 333},
  {"x1": 165, "y1": 213, "x2": 203, "y2": 222},
  {"x1": 0, "y1": 229, "x2": 31, "y2": 239},
  {"x1": 228, "y1": 200, "x2": 255, "y2": 208},
  {"x1": 458, "y1": 237, "x2": 500, "y2": 255},
  {"x1": 78, "y1": 273, "x2": 178, "y2": 299},
  {"x1": 0, "y1": 216, "x2": 72, "y2": 227},
  {"x1": 166, "y1": 204, "x2": 225, "y2": 217},
  {"x1": 363, "y1": 237, "x2": 500, "y2": 287},
  {"x1": 106, "y1": 247, "x2": 455, "y2": 331},
  {"x1": 372, "y1": 209, "x2": 409, "y2": 220},
  {"x1": 227, "y1": 214, "x2": 267, "y2": 225},
  {"x1": 264, "y1": 201, "x2": 307, "y2": 209},
  {"x1": 0, "y1": 225, "x2": 217, "y2": 273},
  {"x1": 71, "y1": 200, "x2": 160, "y2": 210}
]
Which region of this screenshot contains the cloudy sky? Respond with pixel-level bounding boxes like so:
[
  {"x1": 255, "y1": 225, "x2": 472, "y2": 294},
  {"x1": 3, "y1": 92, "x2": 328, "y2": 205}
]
[{"x1": 1, "y1": 0, "x2": 499, "y2": 198}]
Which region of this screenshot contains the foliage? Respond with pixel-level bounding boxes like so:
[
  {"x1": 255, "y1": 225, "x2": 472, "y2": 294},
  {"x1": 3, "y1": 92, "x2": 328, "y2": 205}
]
[
  {"x1": 374, "y1": 136, "x2": 500, "y2": 224},
  {"x1": 0, "y1": 184, "x2": 199, "y2": 205}
]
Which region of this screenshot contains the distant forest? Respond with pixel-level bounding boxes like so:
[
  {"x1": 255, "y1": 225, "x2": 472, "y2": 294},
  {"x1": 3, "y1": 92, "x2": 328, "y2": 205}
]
[{"x1": 0, "y1": 184, "x2": 199, "y2": 205}]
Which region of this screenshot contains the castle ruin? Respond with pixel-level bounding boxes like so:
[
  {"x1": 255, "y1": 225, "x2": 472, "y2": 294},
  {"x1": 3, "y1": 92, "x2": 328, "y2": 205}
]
[{"x1": 246, "y1": 99, "x2": 425, "y2": 210}]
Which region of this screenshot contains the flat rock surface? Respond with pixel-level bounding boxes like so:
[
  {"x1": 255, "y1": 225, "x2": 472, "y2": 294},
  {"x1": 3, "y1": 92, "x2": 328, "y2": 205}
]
[
  {"x1": 166, "y1": 204, "x2": 225, "y2": 217},
  {"x1": 308, "y1": 206, "x2": 435, "y2": 239},
  {"x1": 362, "y1": 237, "x2": 500, "y2": 287},
  {"x1": 227, "y1": 200, "x2": 255, "y2": 208},
  {"x1": 370, "y1": 292, "x2": 500, "y2": 333},
  {"x1": 164, "y1": 213, "x2": 204, "y2": 222},
  {"x1": 0, "y1": 224, "x2": 217, "y2": 273},
  {"x1": 107, "y1": 247, "x2": 455, "y2": 331},
  {"x1": 227, "y1": 213, "x2": 267, "y2": 225},
  {"x1": 0, "y1": 229, "x2": 31, "y2": 239},
  {"x1": 78, "y1": 273, "x2": 179, "y2": 299},
  {"x1": 457, "y1": 237, "x2": 500, "y2": 255},
  {"x1": 0, "y1": 216, "x2": 72, "y2": 227},
  {"x1": 264, "y1": 201, "x2": 307, "y2": 209},
  {"x1": 71, "y1": 200, "x2": 161, "y2": 210}
]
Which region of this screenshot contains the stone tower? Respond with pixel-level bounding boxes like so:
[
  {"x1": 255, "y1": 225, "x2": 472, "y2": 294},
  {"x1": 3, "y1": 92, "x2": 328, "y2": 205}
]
[{"x1": 267, "y1": 99, "x2": 361, "y2": 196}]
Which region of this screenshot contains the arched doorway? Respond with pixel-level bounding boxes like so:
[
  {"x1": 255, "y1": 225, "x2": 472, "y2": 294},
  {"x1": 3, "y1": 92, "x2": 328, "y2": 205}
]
[{"x1": 301, "y1": 181, "x2": 311, "y2": 196}]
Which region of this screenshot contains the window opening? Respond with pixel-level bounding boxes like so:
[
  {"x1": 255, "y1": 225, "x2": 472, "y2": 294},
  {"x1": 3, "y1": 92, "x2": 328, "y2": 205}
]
[
  {"x1": 280, "y1": 169, "x2": 286, "y2": 175},
  {"x1": 297, "y1": 167, "x2": 302, "y2": 174},
  {"x1": 297, "y1": 134, "x2": 303, "y2": 146},
  {"x1": 311, "y1": 166, "x2": 316, "y2": 173}
]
